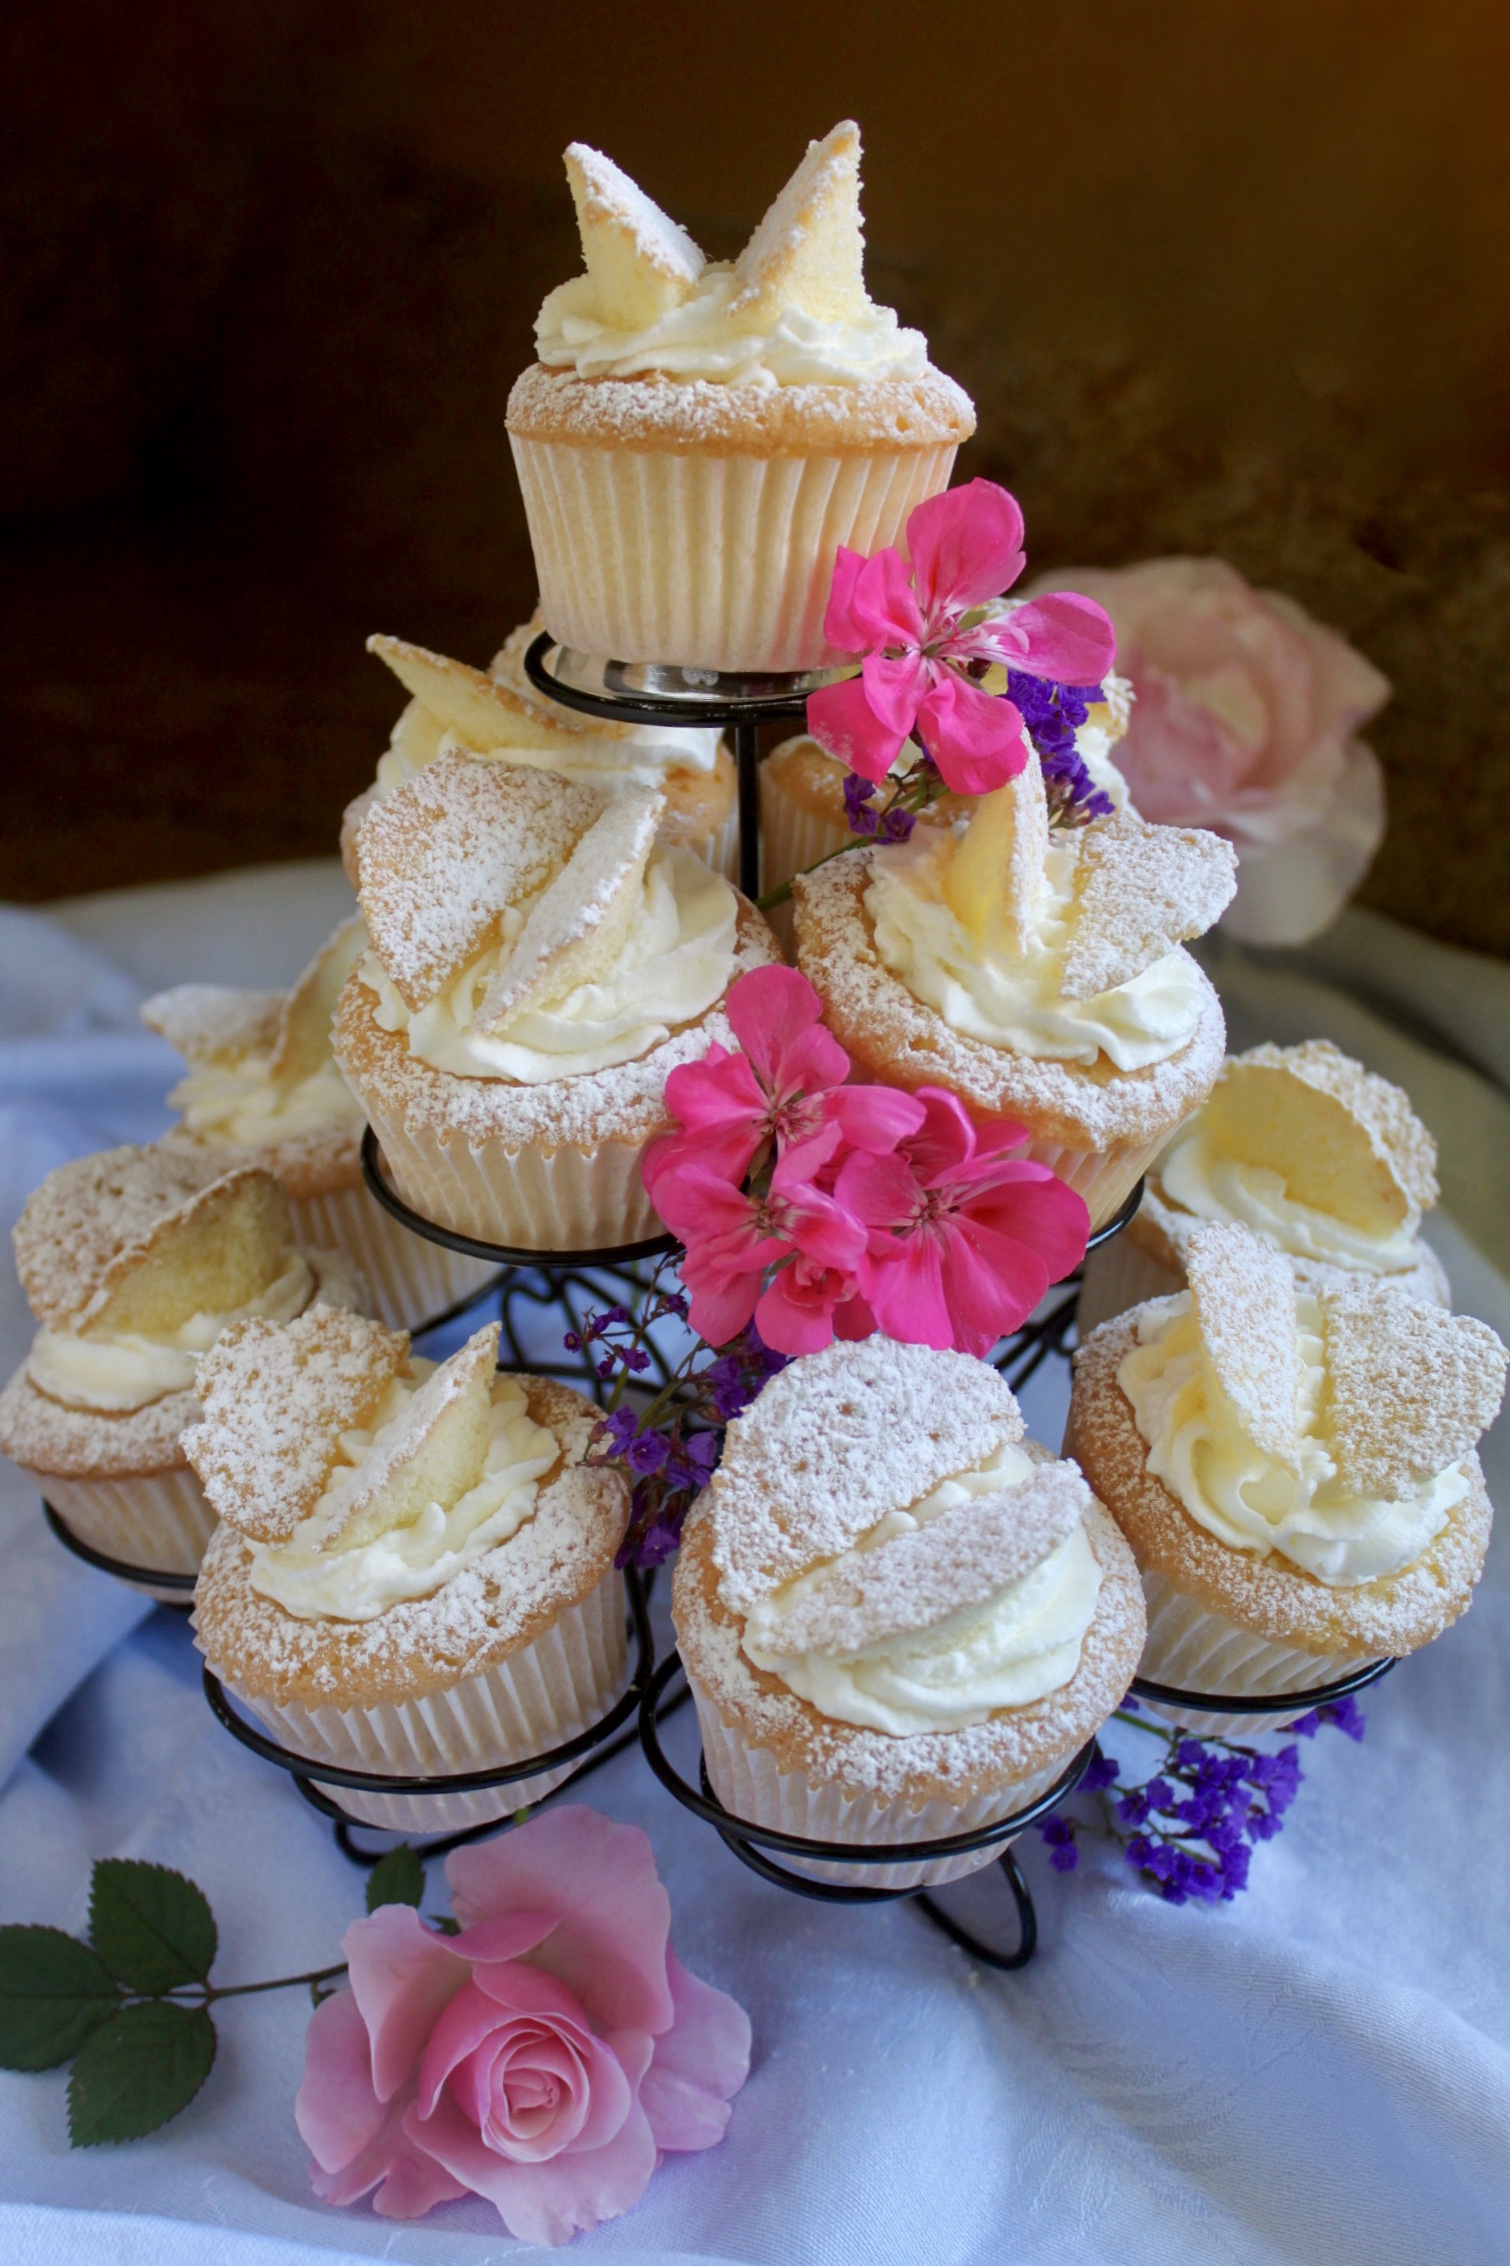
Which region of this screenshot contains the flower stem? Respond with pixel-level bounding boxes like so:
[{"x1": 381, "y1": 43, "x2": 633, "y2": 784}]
[{"x1": 167, "y1": 1962, "x2": 349, "y2": 2004}]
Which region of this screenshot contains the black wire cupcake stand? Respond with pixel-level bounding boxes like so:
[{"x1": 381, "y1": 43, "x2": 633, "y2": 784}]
[{"x1": 53, "y1": 646, "x2": 1395, "y2": 1974}]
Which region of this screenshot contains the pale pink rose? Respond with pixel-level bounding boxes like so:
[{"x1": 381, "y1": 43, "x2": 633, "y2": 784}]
[
  {"x1": 1036, "y1": 558, "x2": 1390, "y2": 945},
  {"x1": 295, "y1": 1807, "x2": 751, "y2": 2246}
]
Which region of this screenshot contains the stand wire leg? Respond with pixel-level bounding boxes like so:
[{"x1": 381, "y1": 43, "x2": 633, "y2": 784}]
[
  {"x1": 913, "y1": 1848, "x2": 1038, "y2": 1971},
  {"x1": 735, "y1": 720, "x2": 761, "y2": 900}
]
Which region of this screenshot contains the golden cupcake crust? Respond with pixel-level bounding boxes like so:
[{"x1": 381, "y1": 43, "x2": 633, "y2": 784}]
[
  {"x1": 1065, "y1": 1312, "x2": 1492, "y2": 1657},
  {"x1": 193, "y1": 1375, "x2": 628, "y2": 1709},
  {"x1": 506, "y1": 363, "x2": 976, "y2": 458},
  {"x1": 672, "y1": 1473, "x2": 1144, "y2": 1809},
  {"x1": 0, "y1": 1365, "x2": 194, "y2": 1479},
  {"x1": 793, "y1": 848, "x2": 1227, "y2": 1149},
  {"x1": 158, "y1": 1124, "x2": 361, "y2": 1204},
  {"x1": 333, "y1": 895, "x2": 778, "y2": 1157}
]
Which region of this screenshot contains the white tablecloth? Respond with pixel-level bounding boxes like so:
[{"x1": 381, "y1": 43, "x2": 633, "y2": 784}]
[{"x1": 1, "y1": 864, "x2": 1508, "y2": 2266}]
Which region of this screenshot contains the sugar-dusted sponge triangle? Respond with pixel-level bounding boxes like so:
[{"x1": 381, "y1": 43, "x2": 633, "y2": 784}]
[
  {"x1": 369, "y1": 635, "x2": 590, "y2": 754},
  {"x1": 1322, "y1": 1282, "x2": 1506, "y2": 1499},
  {"x1": 1186, "y1": 1221, "x2": 1302, "y2": 1472},
  {"x1": 769, "y1": 1457, "x2": 1093, "y2": 1659},
  {"x1": 14, "y1": 1144, "x2": 229, "y2": 1328},
  {"x1": 357, "y1": 751, "x2": 604, "y2": 1011},
  {"x1": 78, "y1": 1165, "x2": 295, "y2": 1339},
  {"x1": 141, "y1": 986, "x2": 283, "y2": 1069},
  {"x1": 730, "y1": 119, "x2": 869, "y2": 324},
  {"x1": 943, "y1": 760, "x2": 1049, "y2": 957},
  {"x1": 321, "y1": 1320, "x2": 502, "y2": 1551},
  {"x1": 184, "y1": 1306, "x2": 410, "y2": 1544},
  {"x1": 1205, "y1": 1040, "x2": 1437, "y2": 1234},
  {"x1": 1060, "y1": 812, "x2": 1237, "y2": 1002},
  {"x1": 564, "y1": 142, "x2": 705, "y2": 330},
  {"x1": 271, "y1": 915, "x2": 369, "y2": 1084},
  {"x1": 478, "y1": 786, "x2": 664, "y2": 1031}
]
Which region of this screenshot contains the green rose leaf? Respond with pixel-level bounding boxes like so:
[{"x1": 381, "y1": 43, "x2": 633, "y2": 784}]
[
  {"x1": 68, "y1": 2001, "x2": 216, "y2": 2146},
  {"x1": 365, "y1": 1845, "x2": 425, "y2": 1914},
  {"x1": 89, "y1": 1862, "x2": 217, "y2": 1994},
  {"x1": 0, "y1": 1927, "x2": 120, "y2": 2070}
]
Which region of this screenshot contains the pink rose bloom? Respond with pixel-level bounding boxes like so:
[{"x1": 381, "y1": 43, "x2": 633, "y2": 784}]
[
  {"x1": 296, "y1": 1807, "x2": 751, "y2": 2246},
  {"x1": 1037, "y1": 557, "x2": 1389, "y2": 945}
]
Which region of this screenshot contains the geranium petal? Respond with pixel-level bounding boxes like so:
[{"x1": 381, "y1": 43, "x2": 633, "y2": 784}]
[
  {"x1": 906, "y1": 479, "x2": 1026, "y2": 617},
  {"x1": 755, "y1": 1267, "x2": 841, "y2": 1356},
  {"x1": 987, "y1": 591, "x2": 1117, "y2": 687},
  {"x1": 805, "y1": 671, "x2": 911, "y2": 785},
  {"x1": 956, "y1": 1172, "x2": 1090, "y2": 1279},
  {"x1": 848, "y1": 544, "x2": 926, "y2": 648},
  {"x1": 447, "y1": 1808, "x2": 675, "y2": 2035},
  {"x1": 938, "y1": 1216, "x2": 1049, "y2": 1352},
  {"x1": 860, "y1": 1228, "x2": 953, "y2": 1348},
  {"x1": 899, "y1": 1087, "x2": 978, "y2": 1185},
  {"x1": 725, "y1": 964, "x2": 825, "y2": 1090},
  {"x1": 821, "y1": 544, "x2": 869, "y2": 650},
  {"x1": 916, "y1": 672, "x2": 1029, "y2": 797},
  {"x1": 826, "y1": 1082, "x2": 927, "y2": 1154},
  {"x1": 832, "y1": 1147, "x2": 920, "y2": 1232},
  {"x1": 639, "y1": 1951, "x2": 752, "y2": 2154},
  {"x1": 860, "y1": 649, "x2": 929, "y2": 739}
]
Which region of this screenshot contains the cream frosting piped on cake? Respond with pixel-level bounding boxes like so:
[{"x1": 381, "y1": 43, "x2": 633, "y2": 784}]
[
  {"x1": 535, "y1": 124, "x2": 928, "y2": 390},
  {"x1": 354, "y1": 751, "x2": 740, "y2": 1085},
  {"x1": 1115, "y1": 1221, "x2": 1506, "y2": 1585},
  {"x1": 143, "y1": 918, "x2": 369, "y2": 1155},
  {"x1": 864, "y1": 756, "x2": 1235, "y2": 1070},
  {"x1": 1150, "y1": 1040, "x2": 1441, "y2": 1277}
]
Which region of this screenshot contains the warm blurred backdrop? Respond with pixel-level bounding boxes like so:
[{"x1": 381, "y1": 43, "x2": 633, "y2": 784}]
[{"x1": 5, "y1": 0, "x2": 1507, "y2": 950}]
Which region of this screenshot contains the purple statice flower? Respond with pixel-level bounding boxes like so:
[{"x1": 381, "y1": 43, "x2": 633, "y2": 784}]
[
  {"x1": 878, "y1": 806, "x2": 915, "y2": 842},
  {"x1": 1081, "y1": 1750, "x2": 1120, "y2": 1793},
  {"x1": 1319, "y1": 1696, "x2": 1367, "y2": 1742},
  {"x1": 1006, "y1": 669, "x2": 1115, "y2": 829},
  {"x1": 1039, "y1": 1816, "x2": 1079, "y2": 1872},
  {"x1": 843, "y1": 773, "x2": 880, "y2": 838}
]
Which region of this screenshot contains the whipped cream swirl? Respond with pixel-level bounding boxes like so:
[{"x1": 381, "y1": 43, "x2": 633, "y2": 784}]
[
  {"x1": 1118, "y1": 1291, "x2": 1464, "y2": 1585},
  {"x1": 249, "y1": 1372, "x2": 560, "y2": 1622},
  {"x1": 741, "y1": 1441, "x2": 1102, "y2": 1735},
  {"x1": 171, "y1": 1055, "x2": 365, "y2": 1149},
  {"x1": 1156, "y1": 1120, "x2": 1424, "y2": 1273},
  {"x1": 366, "y1": 845, "x2": 738, "y2": 1084},
  {"x1": 27, "y1": 1254, "x2": 333, "y2": 1414},
  {"x1": 866, "y1": 830, "x2": 1205, "y2": 1071},
  {"x1": 536, "y1": 263, "x2": 928, "y2": 389}
]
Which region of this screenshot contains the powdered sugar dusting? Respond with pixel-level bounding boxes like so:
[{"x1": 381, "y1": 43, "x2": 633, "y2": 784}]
[
  {"x1": 14, "y1": 1144, "x2": 245, "y2": 1329},
  {"x1": 1234, "y1": 1039, "x2": 1440, "y2": 1215},
  {"x1": 141, "y1": 987, "x2": 283, "y2": 1067},
  {"x1": 1061, "y1": 813, "x2": 1237, "y2": 1002},
  {"x1": 773, "y1": 1459, "x2": 1094, "y2": 1656},
  {"x1": 184, "y1": 1307, "x2": 409, "y2": 1544},
  {"x1": 708, "y1": 1338, "x2": 1023, "y2": 1614},
  {"x1": 1322, "y1": 1282, "x2": 1507, "y2": 1498},
  {"x1": 1186, "y1": 1222, "x2": 1302, "y2": 1470},
  {"x1": 357, "y1": 752, "x2": 603, "y2": 1011},
  {"x1": 478, "y1": 787, "x2": 663, "y2": 1029}
]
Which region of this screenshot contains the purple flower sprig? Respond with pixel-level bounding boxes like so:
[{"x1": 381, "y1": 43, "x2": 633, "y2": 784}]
[
  {"x1": 1038, "y1": 1695, "x2": 1366, "y2": 1903},
  {"x1": 1005, "y1": 669, "x2": 1115, "y2": 830},
  {"x1": 581, "y1": 1297, "x2": 790, "y2": 1569}
]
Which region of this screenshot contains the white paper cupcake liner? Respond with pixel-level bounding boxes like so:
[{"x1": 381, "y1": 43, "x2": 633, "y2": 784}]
[
  {"x1": 227, "y1": 1570, "x2": 631, "y2": 1831},
  {"x1": 1021, "y1": 1133, "x2": 1170, "y2": 1235},
  {"x1": 291, "y1": 1181, "x2": 499, "y2": 1332},
  {"x1": 1136, "y1": 1566, "x2": 1370, "y2": 1736},
  {"x1": 758, "y1": 771, "x2": 852, "y2": 899},
  {"x1": 356, "y1": 1104, "x2": 660, "y2": 1254},
  {"x1": 685, "y1": 1670, "x2": 1074, "y2": 1890},
  {"x1": 702, "y1": 800, "x2": 742, "y2": 884},
  {"x1": 511, "y1": 436, "x2": 958, "y2": 672},
  {"x1": 39, "y1": 1465, "x2": 216, "y2": 1591},
  {"x1": 1076, "y1": 1238, "x2": 1184, "y2": 1338}
]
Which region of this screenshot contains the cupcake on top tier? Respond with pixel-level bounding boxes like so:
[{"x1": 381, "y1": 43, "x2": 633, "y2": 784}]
[
  {"x1": 507, "y1": 124, "x2": 975, "y2": 672},
  {"x1": 0, "y1": 1145, "x2": 362, "y2": 1579},
  {"x1": 334, "y1": 748, "x2": 777, "y2": 1250},
  {"x1": 1078, "y1": 1039, "x2": 1450, "y2": 1331},
  {"x1": 759, "y1": 671, "x2": 1136, "y2": 899},
  {"x1": 143, "y1": 918, "x2": 495, "y2": 1333},
  {"x1": 673, "y1": 1335, "x2": 1145, "y2": 1890},
  {"x1": 339, "y1": 621, "x2": 738, "y2": 883},
  {"x1": 1067, "y1": 1221, "x2": 1506, "y2": 1733},
  {"x1": 793, "y1": 752, "x2": 1237, "y2": 1227},
  {"x1": 189, "y1": 1311, "x2": 630, "y2": 1831}
]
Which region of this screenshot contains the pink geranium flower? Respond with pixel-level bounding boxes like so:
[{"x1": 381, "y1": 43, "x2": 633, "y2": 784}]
[
  {"x1": 645, "y1": 1127, "x2": 871, "y2": 1355},
  {"x1": 806, "y1": 479, "x2": 1118, "y2": 795},
  {"x1": 654, "y1": 965, "x2": 924, "y2": 1184},
  {"x1": 835, "y1": 1088, "x2": 1090, "y2": 1357},
  {"x1": 296, "y1": 1807, "x2": 750, "y2": 2248}
]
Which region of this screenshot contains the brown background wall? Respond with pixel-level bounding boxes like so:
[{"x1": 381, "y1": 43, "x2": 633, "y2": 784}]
[{"x1": 4, "y1": 0, "x2": 1507, "y2": 951}]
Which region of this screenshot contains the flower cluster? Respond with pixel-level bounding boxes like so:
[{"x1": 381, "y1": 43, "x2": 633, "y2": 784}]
[
  {"x1": 1005, "y1": 669, "x2": 1116, "y2": 829},
  {"x1": 805, "y1": 479, "x2": 1116, "y2": 798},
  {"x1": 842, "y1": 771, "x2": 916, "y2": 844},
  {"x1": 1039, "y1": 1696, "x2": 1365, "y2": 1904},
  {"x1": 642, "y1": 965, "x2": 1089, "y2": 1361}
]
